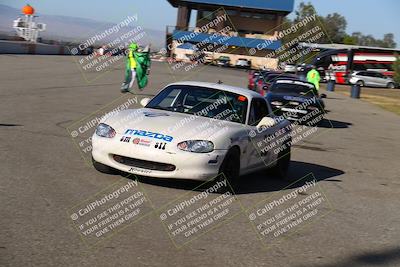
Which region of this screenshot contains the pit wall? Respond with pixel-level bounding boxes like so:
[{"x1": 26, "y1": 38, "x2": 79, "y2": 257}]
[{"x1": 0, "y1": 40, "x2": 71, "y2": 55}]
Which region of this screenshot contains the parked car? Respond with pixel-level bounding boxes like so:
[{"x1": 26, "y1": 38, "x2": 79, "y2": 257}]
[
  {"x1": 248, "y1": 70, "x2": 272, "y2": 89},
  {"x1": 283, "y1": 64, "x2": 296, "y2": 73},
  {"x1": 216, "y1": 56, "x2": 231, "y2": 67},
  {"x1": 203, "y1": 54, "x2": 214, "y2": 64},
  {"x1": 235, "y1": 58, "x2": 251, "y2": 69},
  {"x1": 349, "y1": 71, "x2": 396, "y2": 88}
]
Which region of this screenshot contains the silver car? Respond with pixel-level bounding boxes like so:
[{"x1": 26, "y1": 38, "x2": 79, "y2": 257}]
[
  {"x1": 349, "y1": 71, "x2": 396, "y2": 89},
  {"x1": 235, "y1": 58, "x2": 251, "y2": 69}
]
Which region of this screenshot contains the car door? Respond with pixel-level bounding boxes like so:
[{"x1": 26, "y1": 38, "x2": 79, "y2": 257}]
[
  {"x1": 373, "y1": 72, "x2": 387, "y2": 87},
  {"x1": 367, "y1": 72, "x2": 381, "y2": 86},
  {"x1": 360, "y1": 71, "x2": 372, "y2": 86},
  {"x1": 245, "y1": 98, "x2": 275, "y2": 171}
]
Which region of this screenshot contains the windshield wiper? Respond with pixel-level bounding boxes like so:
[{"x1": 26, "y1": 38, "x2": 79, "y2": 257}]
[{"x1": 147, "y1": 106, "x2": 171, "y2": 111}]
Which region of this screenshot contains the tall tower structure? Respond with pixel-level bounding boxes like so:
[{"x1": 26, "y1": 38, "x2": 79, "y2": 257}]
[{"x1": 13, "y1": 4, "x2": 46, "y2": 43}]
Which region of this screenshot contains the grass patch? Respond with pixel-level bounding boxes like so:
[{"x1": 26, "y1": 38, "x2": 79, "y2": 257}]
[{"x1": 324, "y1": 84, "x2": 400, "y2": 116}]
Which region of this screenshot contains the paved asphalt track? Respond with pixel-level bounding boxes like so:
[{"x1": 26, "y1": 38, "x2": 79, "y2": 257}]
[{"x1": 1, "y1": 55, "x2": 400, "y2": 267}]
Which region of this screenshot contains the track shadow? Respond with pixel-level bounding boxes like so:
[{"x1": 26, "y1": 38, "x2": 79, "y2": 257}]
[
  {"x1": 234, "y1": 160, "x2": 344, "y2": 194},
  {"x1": 0, "y1": 123, "x2": 23, "y2": 127},
  {"x1": 122, "y1": 173, "x2": 202, "y2": 191},
  {"x1": 318, "y1": 119, "x2": 352, "y2": 128},
  {"x1": 324, "y1": 96, "x2": 344, "y2": 100},
  {"x1": 296, "y1": 246, "x2": 400, "y2": 267},
  {"x1": 125, "y1": 161, "x2": 344, "y2": 194}
]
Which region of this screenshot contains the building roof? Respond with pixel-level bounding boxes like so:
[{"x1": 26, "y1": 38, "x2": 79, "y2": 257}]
[
  {"x1": 299, "y1": 42, "x2": 400, "y2": 52},
  {"x1": 176, "y1": 43, "x2": 198, "y2": 50},
  {"x1": 173, "y1": 30, "x2": 281, "y2": 50},
  {"x1": 167, "y1": 0, "x2": 294, "y2": 13}
]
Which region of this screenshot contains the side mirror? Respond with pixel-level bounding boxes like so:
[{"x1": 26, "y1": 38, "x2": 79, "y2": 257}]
[
  {"x1": 320, "y1": 93, "x2": 327, "y2": 98},
  {"x1": 140, "y1": 98, "x2": 151, "y2": 107},
  {"x1": 256, "y1": 117, "x2": 276, "y2": 129}
]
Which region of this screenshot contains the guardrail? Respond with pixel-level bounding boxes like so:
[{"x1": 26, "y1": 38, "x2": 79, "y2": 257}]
[{"x1": 0, "y1": 40, "x2": 71, "y2": 55}]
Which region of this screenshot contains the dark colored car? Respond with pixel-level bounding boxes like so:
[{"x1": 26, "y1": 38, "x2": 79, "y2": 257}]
[
  {"x1": 216, "y1": 56, "x2": 231, "y2": 67},
  {"x1": 266, "y1": 79, "x2": 326, "y2": 125},
  {"x1": 248, "y1": 70, "x2": 280, "y2": 90},
  {"x1": 256, "y1": 73, "x2": 298, "y2": 96}
]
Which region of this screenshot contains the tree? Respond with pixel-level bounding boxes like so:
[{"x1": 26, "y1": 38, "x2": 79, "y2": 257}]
[
  {"x1": 382, "y1": 33, "x2": 396, "y2": 48},
  {"x1": 342, "y1": 35, "x2": 356, "y2": 45},
  {"x1": 322, "y1": 13, "x2": 347, "y2": 43},
  {"x1": 350, "y1": 32, "x2": 397, "y2": 48},
  {"x1": 294, "y1": 2, "x2": 317, "y2": 23},
  {"x1": 393, "y1": 53, "x2": 400, "y2": 85}
]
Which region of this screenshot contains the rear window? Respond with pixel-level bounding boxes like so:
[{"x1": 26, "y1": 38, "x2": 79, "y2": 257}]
[
  {"x1": 270, "y1": 80, "x2": 317, "y2": 96},
  {"x1": 265, "y1": 74, "x2": 295, "y2": 82}
]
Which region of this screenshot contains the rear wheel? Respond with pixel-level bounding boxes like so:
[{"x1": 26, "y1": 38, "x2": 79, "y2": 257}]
[
  {"x1": 92, "y1": 157, "x2": 119, "y2": 174},
  {"x1": 387, "y1": 82, "x2": 395, "y2": 89},
  {"x1": 218, "y1": 148, "x2": 240, "y2": 191},
  {"x1": 270, "y1": 144, "x2": 291, "y2": 179}
]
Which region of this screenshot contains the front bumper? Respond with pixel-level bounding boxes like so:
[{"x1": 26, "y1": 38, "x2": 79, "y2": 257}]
[
  {"x1": 91, "y1": 134, "x2": 227, "y2": 181},
  {"x1": 271, "y1": 106, "x2": 322, "y2": 121},
  {"x1": 349, "y1": 77, "x2": 357, "y2": 84}
]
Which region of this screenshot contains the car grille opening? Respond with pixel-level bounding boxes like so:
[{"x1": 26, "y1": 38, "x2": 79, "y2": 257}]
[{"x1": 112, "y1": 154, "x2": 176, "y2": 171}]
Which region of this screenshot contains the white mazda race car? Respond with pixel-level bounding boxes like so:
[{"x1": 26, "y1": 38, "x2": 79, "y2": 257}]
[{"x1": 92, "y1": 81, "x2": 292, "y2": 187}]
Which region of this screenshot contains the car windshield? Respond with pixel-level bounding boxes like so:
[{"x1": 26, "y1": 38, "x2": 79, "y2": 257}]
[
  {"x1": 146, "y1": 85, "x2": 248, "y2": 124},
  {"x1": 270, "y1": 80, "x2": 318, "y2": 96},
  {"x1": 253, "y1": 70, "x2": 271, "y2": 78}
]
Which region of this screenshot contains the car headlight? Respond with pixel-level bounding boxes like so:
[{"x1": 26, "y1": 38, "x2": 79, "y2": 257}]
[
  {"x1": 177, "y1": 140, "x2": 214, "y2": 153},
  {"x1": 95, "y1": 123, "x2": 116, "y2": 138},
  {"x1": 271, "y1": 101, "x2": 283, "y2": 106},
  {"x1": 306, "y1": 105, "x2": 319, "y2": 110}
]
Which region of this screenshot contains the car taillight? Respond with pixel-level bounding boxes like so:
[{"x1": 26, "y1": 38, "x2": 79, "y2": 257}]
[{"x1": 249, "y1": 80, "x2": 254, "y2": 89}]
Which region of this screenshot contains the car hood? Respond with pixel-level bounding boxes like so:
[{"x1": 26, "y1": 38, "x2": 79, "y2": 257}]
[
  {"x1": 101, "y1": 108, "x2": 246, "y2": 148},
  {"x1": 267, "y1": 92, "x2": 318, "y2": 102}
]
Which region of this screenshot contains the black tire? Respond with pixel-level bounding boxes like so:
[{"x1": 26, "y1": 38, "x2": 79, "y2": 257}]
[
  {"x1": 270, "y1": 144, "x2": 291, "y2": 179},
  {"x1": 218, "y1": 148, "x2": 240, "y2": 191},
  {"x1": 356, "y1": 80, "x2": 364, "y2": 87},
  {"x1": 387, "y1": 82, "x2": 395, "y2": 89},
  {"x1": 92, "y1": 157, "x2": 119, "y2": 174}
]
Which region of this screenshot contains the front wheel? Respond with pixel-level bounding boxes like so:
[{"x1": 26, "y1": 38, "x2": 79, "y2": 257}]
[
  {"x1": 218, "y1": 148, "x2": 240, "y2": 191},
  {"x1": 356, "y1": 80, "x2": 364, "y2": 87},
  {"x1": 270, "y1": 145, "x2": 291, "y2": 179}
]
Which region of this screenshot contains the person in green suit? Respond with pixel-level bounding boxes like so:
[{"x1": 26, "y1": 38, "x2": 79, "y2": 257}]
[
  {"x1": 306, "y1": 65, "x2": 321, "y2": 91},
  {"x1": 121, "y1": 42, "x2": 151, "y2": 93}
]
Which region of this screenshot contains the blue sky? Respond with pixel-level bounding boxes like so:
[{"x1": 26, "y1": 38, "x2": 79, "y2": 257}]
[{"x1": 3, "y1": 0, "x2": 399, "y2": 47}]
